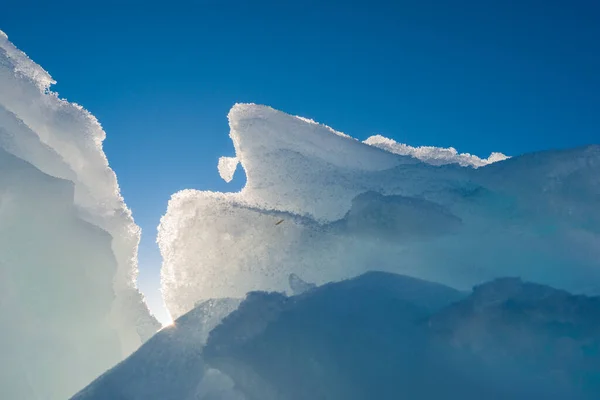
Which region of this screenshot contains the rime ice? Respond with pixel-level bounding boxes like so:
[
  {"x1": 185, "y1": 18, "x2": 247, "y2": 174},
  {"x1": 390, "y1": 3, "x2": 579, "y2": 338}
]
[
  {"x1": 217, "y1": 156, "x2": 239, "y2": 183},
  {"x1": 364, "y1": 134, "x2": 510, "y2": 167}
]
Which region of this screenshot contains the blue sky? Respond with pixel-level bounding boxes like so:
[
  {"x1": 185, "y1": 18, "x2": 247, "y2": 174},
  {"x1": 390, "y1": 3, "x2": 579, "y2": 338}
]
[{"x1": 2, "y1": 0, "x2": 599, "y2": 324}]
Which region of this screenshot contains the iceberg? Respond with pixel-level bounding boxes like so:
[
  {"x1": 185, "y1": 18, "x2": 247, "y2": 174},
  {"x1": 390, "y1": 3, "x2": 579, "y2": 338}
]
[
  {"x1": 0, "y1": 31, "x2": 158, "y2": 399},
  {"x1": 159, "y1": 103, "x2": 600, "y2": 320}
]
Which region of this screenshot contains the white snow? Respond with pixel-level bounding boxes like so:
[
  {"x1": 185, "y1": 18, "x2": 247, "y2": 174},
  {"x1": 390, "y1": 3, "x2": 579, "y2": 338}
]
[
  {"x1": 0, "y1": 31, "x2": 158, "y2": 399},
  {"x1": 294, "y1": 115, "x2": 353, "y2": 139},
  {"x1": 364, "y1": 134, "x2": 510, "y2": 167},
  {"x1": 217, "y1": 156, "x2": 239, "y2": 183},
  {"x1": 159, "y1": 103, "x2": 600, "y2": 322}
]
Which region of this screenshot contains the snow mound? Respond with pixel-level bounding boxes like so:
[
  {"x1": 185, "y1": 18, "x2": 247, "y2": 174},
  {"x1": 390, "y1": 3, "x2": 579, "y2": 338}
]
[
  {"x1": 364, "y1": 134, "x2": 510, "y2": 167},
  {"x1": 0, "y1": 30, "x2": 158, "y2": 399},
  {"x1": 159, "y1": 103, "x2": 600, "y2": 321}
]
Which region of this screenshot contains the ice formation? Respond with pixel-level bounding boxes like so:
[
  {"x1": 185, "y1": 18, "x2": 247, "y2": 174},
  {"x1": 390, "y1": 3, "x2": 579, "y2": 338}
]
[
  {"x1": 159, "y1": 103, "x2": 600, "y2": 320},
  {"x1": 0, "y1": 31, "x2": 158, "y2": 399},
  {"x1": 72, "y1": 297, "x2": 243, "y2": 400},
  {"x1": 364, "y1": 134, "x2": 510, "y2": 167},
  {"x1": 217, "y1": 156, "x2": 239, "y2": 183},
  {"x1": 202, "y1": 273, "x2": 600, "y2": 400},
  {"x1": 75, "y1": 272, "x2": 600, "y2": 400}
]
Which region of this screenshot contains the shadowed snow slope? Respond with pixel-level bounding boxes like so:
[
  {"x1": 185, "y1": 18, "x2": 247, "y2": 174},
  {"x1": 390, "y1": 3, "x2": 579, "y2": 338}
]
[
  {"x1": 74, "y1": 272, "x2": 600, "y2": 399},
  {"x1": 0, "y1": 31, "x2": 158, "y2": 399},
  {"x1": 204, "y1": 273, "x2": 600, "y2": 400},
  {"x1": 159, "y1": 103, "x2": 599, "y2": 320},
  {"x1": 71, "y1": 298, "x2": 243, "y2": 400}
]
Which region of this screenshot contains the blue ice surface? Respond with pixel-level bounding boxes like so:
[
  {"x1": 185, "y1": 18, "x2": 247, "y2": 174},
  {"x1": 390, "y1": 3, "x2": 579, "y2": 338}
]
[{"x1": 74, "y1": 271, "x2": 600, "y2": 400}]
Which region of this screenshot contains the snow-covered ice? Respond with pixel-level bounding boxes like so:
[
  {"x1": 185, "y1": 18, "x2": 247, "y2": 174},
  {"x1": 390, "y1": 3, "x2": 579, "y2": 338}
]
[
  {"x1": 218, "y1": 156, "x2": 240, "y2": 183},
  {"x1": 2, "y1": 24, "x2": 600, "y2": 399},
  {"x1": 0, "y1": 31, "x2": 158, "y2": 399},
  {"x1": 364, "y1": 134, "x2": 510, "y2": 167},
  {"x1": 75, "y1": 272, "x2": 600, "y2": 400},
  {"x1": 159, "y1": 103, "x2": 600, "y2": 320}
]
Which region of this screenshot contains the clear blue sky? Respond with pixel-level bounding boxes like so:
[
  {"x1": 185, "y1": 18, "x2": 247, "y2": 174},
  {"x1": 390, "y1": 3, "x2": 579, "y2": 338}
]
[{"x1": 2, "y1": 0, "x2": 599, "y2": 323}]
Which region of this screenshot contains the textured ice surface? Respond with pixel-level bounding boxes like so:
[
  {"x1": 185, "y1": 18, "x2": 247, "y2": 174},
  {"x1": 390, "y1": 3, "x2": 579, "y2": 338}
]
[
  {"x1": 288, "y1": 273, "x2": 316, "y2": 295},
  {"x1": 364, "y1": 134, "x2": 510, "y2": 167},
  {"x1": 218, "y1": 156, "x2": 239, "y2": 183},
  {"x1": 0, "y1": 31, "x2": 158, "y2": 398},
  {"x1": 160, "y1": 103, "x2": 599, "y2": 320}
]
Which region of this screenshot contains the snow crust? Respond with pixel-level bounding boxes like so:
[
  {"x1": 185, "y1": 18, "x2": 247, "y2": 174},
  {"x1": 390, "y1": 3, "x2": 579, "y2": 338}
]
[
  {"x1": 364, "y1": 134, "x2": 510, "y2": 167},
  {"x1": 0, "y1": 31, "x2": 158, "y2": 399},
  {"x1": 159, "y1": 103, "x2": 600, "y2": 321}
]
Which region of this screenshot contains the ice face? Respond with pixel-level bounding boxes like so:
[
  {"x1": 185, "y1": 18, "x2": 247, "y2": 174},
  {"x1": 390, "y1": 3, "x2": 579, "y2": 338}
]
[
  {"x1": 0, "y1": 31, "x2": 158, "y2": 399},
  {"x1": 159, "y1": 103, "x2": 600, "y2": 320}
]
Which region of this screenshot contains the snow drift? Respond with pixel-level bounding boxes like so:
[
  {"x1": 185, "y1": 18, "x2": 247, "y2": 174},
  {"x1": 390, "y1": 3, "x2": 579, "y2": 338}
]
[
  {"x1": 0, "y1": 31, "x2": 158, "y2": 399},
  {"x1": 159, "y1": 103, "x2": 600, "y2": 320}
]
